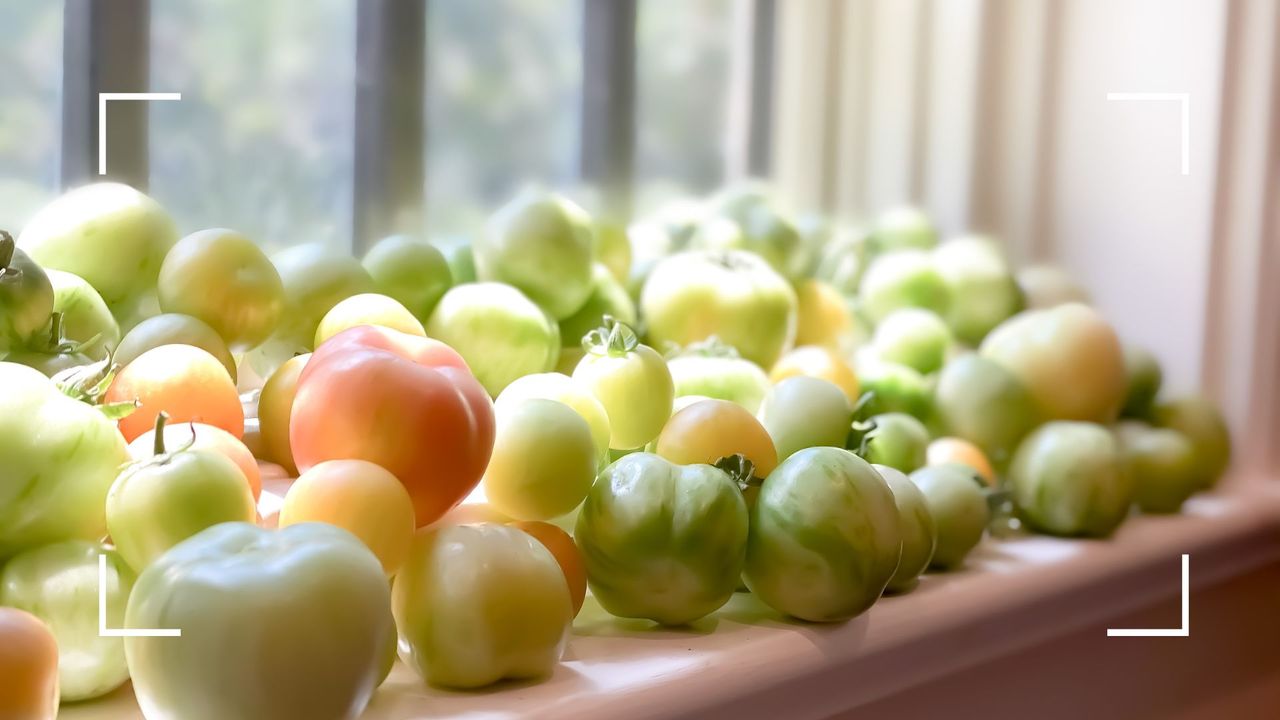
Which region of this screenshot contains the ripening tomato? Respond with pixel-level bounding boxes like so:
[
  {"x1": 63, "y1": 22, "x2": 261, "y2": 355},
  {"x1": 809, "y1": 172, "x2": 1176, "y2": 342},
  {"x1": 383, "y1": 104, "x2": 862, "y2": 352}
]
[
  {"x1": 290, "y1": 325, "x2": 495, "y2": 526},
  {"x1": 769, "y1": 345, "x2": 860, "y2": 405},
  {"x1": 926, "y1": 437, "x2": 996, "y2": 487},
  {"x1": 313, "y1": 292, "x2": 426, "y2": 348},
  {"x1": 279, "y1": 459, "x2": 416, "y2": 576},
  {"x1": 653, "y1": 399, "x2": 778, "y2": 480},
  {"x1": 793, "y1": 279, "x2": 854, "y2": 349},
  {"x1": 128, "y1": 421, "x2": 262, "y2": 501},
  {"x1": 105, "y1": 344, "x2": 244, "y2": 443},
  {"x1": 0, "y1": 607, "x2": 59, "y2": 720},
  {"x1": 257, "y1": 353, "x2": 310, "y2": 475},
  {"x1": 509, "y1": 520, "x2": 587, "y2": 616}
]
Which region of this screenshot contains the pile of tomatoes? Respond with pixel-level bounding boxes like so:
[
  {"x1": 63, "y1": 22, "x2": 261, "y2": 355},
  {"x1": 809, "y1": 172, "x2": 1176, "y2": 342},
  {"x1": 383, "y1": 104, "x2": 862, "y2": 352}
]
[{"x1": 0, "y1": 182, "x2": 1231, "y2": 719}]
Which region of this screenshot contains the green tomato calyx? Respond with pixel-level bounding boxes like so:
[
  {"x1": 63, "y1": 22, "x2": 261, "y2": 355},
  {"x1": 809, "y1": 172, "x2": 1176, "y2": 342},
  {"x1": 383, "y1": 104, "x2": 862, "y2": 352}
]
[
  {"x1": 667, "y1": 335, "x2": 743, "y2": 360},
  {"x1": 52, "y1": 344, "x2": 137, "y2": 419},
  {"x1": 713, "y1": 453, "x2": 760, "y2": 493},
  {"x1": 583, "y1": 314, "x2": 640, "y2": 357}
]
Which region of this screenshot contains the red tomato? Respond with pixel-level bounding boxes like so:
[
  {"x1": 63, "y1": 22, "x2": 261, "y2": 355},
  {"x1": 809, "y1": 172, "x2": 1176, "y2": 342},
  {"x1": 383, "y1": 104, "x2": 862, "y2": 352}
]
[{"x1": 290, "y1": 325, "x2": 495, "y2": 526}]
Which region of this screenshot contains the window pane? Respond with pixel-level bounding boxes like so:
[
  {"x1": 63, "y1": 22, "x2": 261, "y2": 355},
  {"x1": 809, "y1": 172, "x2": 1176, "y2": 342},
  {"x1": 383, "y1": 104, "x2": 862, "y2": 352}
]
[
  {"x1": 635, "y1": 0, "x2": 733, "y2": 210},
  {"x1": 0, "y1": 1, "x2": 62, "y2": 230},
  {"x1": 425, "y1": 0, "x2": 582, "y2": 234},
  {"x1": 149, "y1": 0, "x2": 356, "y2": 250}
]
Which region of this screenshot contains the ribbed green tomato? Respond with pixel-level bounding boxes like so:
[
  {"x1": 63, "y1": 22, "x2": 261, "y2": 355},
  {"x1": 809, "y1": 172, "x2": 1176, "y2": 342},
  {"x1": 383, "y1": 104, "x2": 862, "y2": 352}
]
[
  {"x1": 1115, "y1": 421, "x2": 1199, "y2": 514},
  {"x1": 572, "y1": 318, "x2": 673, "y2": 449},
  {"x1": 126, "y1": 522, "x2": 394, "y2": 720},
  {"x1": 394, "y1": 523, "x2": 571, "y2": 689},
  {"x1": 875, "y1": 464, "x2": 937, "y2": 593},
  {"x1": 158, "y1": 229, "x2": 284, "y2": 352},
  {"x1": 18, "y1": 182, "x2": 178, "y2": 310},
  {"x1": 0, "y1": 540, "x2": 134, "y2": 701},
  {"x1": 859, "y1": 413, "x2": 930, "y2": 474},
  {"x1": 641, "y1": 249, "x2": 797, "y2": 368},
  {"x1": 1151, "y1": 396, "x2": 1231, "y2": 490},
  {"x1": 1009, "y1": 421, "x2": 1133, "y2": 537},
  {"x1": 476, "y1": 190, "x2": 594, "y2": 320},
  {"x1": 909, "y1": 464, "x2": 989, "y2": 569},
  {"x1": 362, "y1": 234, "x2": 453, "y2": 322},
  {"x1": 575, "y1": 453, "x2": 749, "y2": 625},
  {"x1": 426, "y1": 282, "x2": 560, "y2": 397},
  {"x1": 483, "y1": 399, "x2": 597, "y2": 521},
  {"x1": 758, "y1": 376, "x2": 852, "y2": 462},
  {"x1": 859, "y1": 249, "x2": 951, "y2": 324},
  {"x1": 745, "y1": 447, "x2": 901, "y2": 622}
]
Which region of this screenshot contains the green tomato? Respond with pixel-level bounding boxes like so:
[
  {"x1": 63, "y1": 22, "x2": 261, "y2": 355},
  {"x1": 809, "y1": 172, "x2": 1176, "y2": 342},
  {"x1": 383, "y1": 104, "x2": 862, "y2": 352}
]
[
  {"x1": 1115, "y1": 421, "x2": 1199, "y2": 514},
  {"x1": 758, "y1": 376, "x2": 853, "y2": 462},
  {"x1": 705, "y1": 194, "x2": 807, "y2": 281},
  {"x1": 444, "y1": 239, "x2": 478, "y2": 284},
  {"x1": 393, "y1": 523, "x2": 571, "y2": 689},
  {"x1": 575, "y1": 453, "x2": 748, "y2": 625},
  {"x1": 0, "y1": 540, "x2": 134, "y2": 701},
  {"x1": 591, "y1": 219, "x2": 633, "y2": 285},
  {"x1": 483, "y1": 399, "x2": 597, "y2": 521},
  {"x1": 18, "y1": 182, "x2": 178, "y2": 308},
  {"x1": 860, "y1": 413, "x2": 930, "y2": 474},
  {"x1": 1009, "y1": 421, "x2": 1133, "y2": 537},
  {"x1": 870, "y1": 308, "x2": 951, "y2": 374},
  {"x1": 667, "y1": 341, "x2": 772, "y2": 414},
  {"x1": 855, "y1": 355, "x2": 933, "y2": 421},
  {"x1": 559, "y1": 263, "x2": 637, "y2": 349},
  {"x1": 931, "y1": 236, "x2": 1023, "y2": 346},
  {"x1": 5, "y1": 312, "x2": 91, "y2": 376},
  {"x1": 859, "y1": 249, "x2": 951, "y2": 324},
  {"x1": 115, "y1": 313, "x2": 238, "y2": 382},
  {"x1": 981, "y1": 303, "x2": 1126, "y2": 423},
  {"x1": 158, "y1": 229, "x2": 284, "y2": 352},
  {"x1": 106, "y1": 418, "x2": 257, "y2": 572},
  {"x1": 362, "y1": 234, "x2": 453, "y2": 322},
  {"x1": 269, "y1": 243, "x2": 376, "y2": 353},
  {"x1": 476, "y1": 190, "x2": 594, "y2": 320},
  {"x1": 1016, "y1": 265, "x2": 1090, "y2": 309},
  {"x1": 1121, "y1": 345, "x2": 1163, "y2": 419},
  {"x1": 126, "y1": 522, "x2": 394, "y2": 720},
  {"x1": 495, "y1": 372, "x2": 612, "y2": 465},
  {"x1": 875, "y1": 464, "x2": 937, "y2": 593},
  {"x1": 1151, "y1": 396, "x2": 1231, "y2": 490},
  {"x1": 869, "y1": 205, "x2": 937, "y2": 254},
  {"x1": 47, "y1": 269, "x2": 118, "y2": 358},
  {"x1": 0, "y1": 362, "x2": 130, "y2": 558},
  {"x1": 745, "y1": 447, "x2": 901, "y2": 622},
  {"x1": 908, "y1": 464, "x2": 989, "y2": 569},
  {"x1": 642, "y1": 249, "x2": 798, "y2": 368},
  {"x1": 815, "y1": 226, "x2": 872, "y2": 294},
  {"x1": 0, "y1": 230, "x2": 54, "y2": 354},
  {"x1": 426, "y1": 282, "x2": 560, "y2": 397},
  {"x1": 572, "y1": 318, "x2": 673, "y2": 449},
  {"x1": 933, "y1": 354, "x2": 1038, "y2": 469}
]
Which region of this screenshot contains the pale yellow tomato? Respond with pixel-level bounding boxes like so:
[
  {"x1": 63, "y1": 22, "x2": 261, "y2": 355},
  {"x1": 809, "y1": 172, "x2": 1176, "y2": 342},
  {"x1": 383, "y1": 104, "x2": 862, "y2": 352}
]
[
  {"x1": 314, "y1": 293, "x2": 425, "y2": 347},
  {"x1": 794, "y1": 279, "x2": 853, "y2": 349},
  {"x1": 509, "y1": 521, "x2": 587, "y2": 616},
  {"x1": 770, "y1": 345, "x2": 860, "y2": 405}
]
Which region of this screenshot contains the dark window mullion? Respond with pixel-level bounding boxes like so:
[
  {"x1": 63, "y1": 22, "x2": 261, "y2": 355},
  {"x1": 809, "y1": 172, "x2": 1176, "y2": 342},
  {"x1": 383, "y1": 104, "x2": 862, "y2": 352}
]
[
  {"x1": 746, "y1": 0, "x2": 777, "y2": 177},
  {"x1": 353, "y1": 0, "x2": 427, "y2": 253},
  {"x1": 580, "y1": 0, "x2": 637, "y2": 221},
  {"x1": 60, "y1": 0, "x2": 150, "y2": 190}
]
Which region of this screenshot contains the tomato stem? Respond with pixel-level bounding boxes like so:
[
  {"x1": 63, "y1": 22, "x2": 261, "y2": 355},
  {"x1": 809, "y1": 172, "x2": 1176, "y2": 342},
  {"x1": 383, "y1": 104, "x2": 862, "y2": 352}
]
[{"x1": 153, "y1": 412, "x2": 170, "y2": 455}]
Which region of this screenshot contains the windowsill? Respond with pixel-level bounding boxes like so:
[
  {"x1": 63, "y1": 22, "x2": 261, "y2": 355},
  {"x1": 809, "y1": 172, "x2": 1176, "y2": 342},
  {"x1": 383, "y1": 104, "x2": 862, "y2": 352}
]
[{"x1": 66, "y1": 480, "x2": 1280, "y2": 720}]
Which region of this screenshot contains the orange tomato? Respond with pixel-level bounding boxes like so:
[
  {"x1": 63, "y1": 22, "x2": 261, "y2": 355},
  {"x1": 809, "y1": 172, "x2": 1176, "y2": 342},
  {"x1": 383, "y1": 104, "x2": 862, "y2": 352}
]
[
  {"x1": 794, "y1": 279, "x2": 853, "y2": 348},
  {"x1": 0, "y1": 607, "x2": 59, "y2": 720},
  {"x1": 653, "y1": 398, "x2": 778, "y2": 479},
  {"x1": 509, "y1": 520, "x2": 587, "y2": 616},
  {"x1": 105, "y1": 344, "x2": 244, "y2": 443},
  {"x1": 770, "y1": 345, "x2": 861, "y2": 405},
  {"x1": 258, "y1": 353, "x2": 310, "y2": 475},
  {"x1": 927, "y1": 436, "x2": 997, "y2": 486},
  {"x1": 128, "y1": 421, "x2": 262, "y2": 501},
  {"x1": 290, "y1": 325, "x2": 495, "y2": 527},
  {"x1": 278, "y1": 459, "x2": 416, "y2": 575}
]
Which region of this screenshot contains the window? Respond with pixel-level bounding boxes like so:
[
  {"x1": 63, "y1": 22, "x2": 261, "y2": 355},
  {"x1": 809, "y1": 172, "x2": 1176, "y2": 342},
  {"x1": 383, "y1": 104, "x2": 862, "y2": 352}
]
[
  {"x1": 424, "y1": 0, "x2": 583, "y2": 235},
  {"x1": 148, "y1": 0, "x2": 356, "y2": 251},
  {"x1": 0, "y1": 1, "x2": 63, "y2": 230},
  {"x1": 635, "y1": 0, "x2": 734, "y2": 213}
]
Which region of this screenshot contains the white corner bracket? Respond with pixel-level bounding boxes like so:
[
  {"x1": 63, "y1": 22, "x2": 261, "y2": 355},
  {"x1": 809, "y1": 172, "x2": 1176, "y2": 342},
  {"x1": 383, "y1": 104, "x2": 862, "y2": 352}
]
[
  {"x1": 99, "y1": 554, "x2": 181, "y2": 637},
  {"x1": 1105, "y1": 92, "x2": 1190, "y2": 175},
  {"x1": 1107, "y1": 554, "x2": 1190, "y2": 637},
  {"x1": 98, "y1": 92, "x2": 182, "y2": 175}
]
